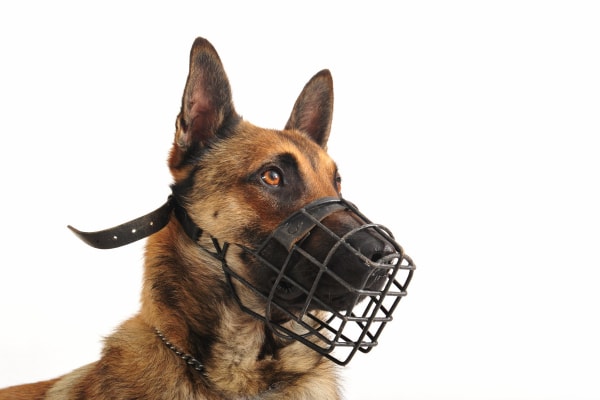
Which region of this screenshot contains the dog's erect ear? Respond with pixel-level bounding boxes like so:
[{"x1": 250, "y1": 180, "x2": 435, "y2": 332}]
[
  {"x1": 171, "y1": 37, "x2": 238, "y2": 168},
  {"x1": 285, "y1": 69, "x2": 334, "y2": 149}
]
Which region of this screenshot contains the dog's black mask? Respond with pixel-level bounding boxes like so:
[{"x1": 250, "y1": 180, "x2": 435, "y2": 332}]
[{"x1": 218, "y1": 197, "x2": 415, "y2": 365}]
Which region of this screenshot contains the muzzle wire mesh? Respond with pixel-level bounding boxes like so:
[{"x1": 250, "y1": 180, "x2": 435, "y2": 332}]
[{"x1": 216, "y1": 197, "x2": 415, "y2": 365}]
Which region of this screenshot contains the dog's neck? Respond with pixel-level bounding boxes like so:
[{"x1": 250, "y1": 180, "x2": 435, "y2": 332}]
[{"x1": 138, "y1": 217, "x2": 336, "y2": 398}]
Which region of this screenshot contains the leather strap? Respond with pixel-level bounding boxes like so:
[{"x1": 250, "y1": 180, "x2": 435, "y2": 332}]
[
  {"x1": 67, "y1": 197, "x2": 175, "y2": 249},
  {"x1": 271, "y1": 197, "x2": 347, "y2": 250}
]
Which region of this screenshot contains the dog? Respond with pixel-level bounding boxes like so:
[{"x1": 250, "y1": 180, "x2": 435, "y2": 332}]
[{"x1": 0, "y1": 37, "x2": 414, "y2": 399}]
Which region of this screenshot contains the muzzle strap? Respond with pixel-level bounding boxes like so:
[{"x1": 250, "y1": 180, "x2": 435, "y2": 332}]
[{"x1": 272, "y1": 198, "x2": 348, "y2": 250}]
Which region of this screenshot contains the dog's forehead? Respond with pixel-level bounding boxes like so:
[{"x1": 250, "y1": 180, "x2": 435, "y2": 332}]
[{"x1": 228, "y1": 124, "x2": 336, "y2": 173}]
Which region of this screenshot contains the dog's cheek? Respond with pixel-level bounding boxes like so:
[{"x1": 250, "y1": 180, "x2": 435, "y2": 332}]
[
  {"x1": 239, "y1": 225, "x2": 269, "y2": 247},
  {"x1": 224, "y1": 245, "x2": 274, "y2": 297},
  {"x1": 207, "y1": 206, "x2": 268, "y2": 247}
]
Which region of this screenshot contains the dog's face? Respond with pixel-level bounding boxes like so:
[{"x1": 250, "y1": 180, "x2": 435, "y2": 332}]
[{"x1": 168, "y1": 38, "x2": 400, "y2": 318}]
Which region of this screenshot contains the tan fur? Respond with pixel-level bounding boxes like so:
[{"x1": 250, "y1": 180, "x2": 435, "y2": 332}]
[
  {"x1": 0, "y1": 37, "x2": 344, "y2": 399},
  {"x1": 0, "y1": 379, "x2": 59, "y2": 400}
]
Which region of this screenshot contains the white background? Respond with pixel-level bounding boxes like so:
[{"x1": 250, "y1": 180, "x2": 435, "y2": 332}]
[{"x1": 1, "y1": 1, "x2": 599, "y2": 399}]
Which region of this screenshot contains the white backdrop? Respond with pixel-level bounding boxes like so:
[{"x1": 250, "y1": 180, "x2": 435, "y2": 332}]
[{"x1": 1, "y1": 1, "x2": 599, "y2": 399}]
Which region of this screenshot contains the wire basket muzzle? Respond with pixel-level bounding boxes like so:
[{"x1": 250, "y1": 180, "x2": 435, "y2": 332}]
[{"x1": 220, "y1": 197, "x2": 415, "y2": 365}]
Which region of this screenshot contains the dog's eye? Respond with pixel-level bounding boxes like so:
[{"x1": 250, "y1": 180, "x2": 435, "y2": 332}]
[
  {"x1": 335, "y1": 172, "x2": 342, "y2": 193},
  {"x1": 261, "y1": 168, "x2": 283, "y2": 187}
]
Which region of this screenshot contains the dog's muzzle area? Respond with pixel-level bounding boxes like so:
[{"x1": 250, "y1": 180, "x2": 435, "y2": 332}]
[{"x1": 217, "y1": 197, "x2": 415, "y2": 365}]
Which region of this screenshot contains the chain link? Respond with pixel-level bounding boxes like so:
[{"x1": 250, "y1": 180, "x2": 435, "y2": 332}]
[{"x1": 154, "y1": 328, "x2": 206, "y2": 374}]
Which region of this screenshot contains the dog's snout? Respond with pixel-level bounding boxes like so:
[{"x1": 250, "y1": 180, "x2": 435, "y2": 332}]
[{"x1": 349, "y1": 230, "x2": 397, "y2": 264}]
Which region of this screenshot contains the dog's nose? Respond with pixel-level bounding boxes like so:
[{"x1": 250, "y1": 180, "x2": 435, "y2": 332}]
[
  {"x1": 348, "y1": 231, "x2": 398, "y2": 272},
  {"x1": 368, "y1": 240, "x2": 396, "y2": 263}
]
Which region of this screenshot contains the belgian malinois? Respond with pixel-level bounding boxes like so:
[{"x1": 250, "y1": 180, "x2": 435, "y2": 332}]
[{"x1": 0, "y1": 37, "x2": 414, "y2": 399}]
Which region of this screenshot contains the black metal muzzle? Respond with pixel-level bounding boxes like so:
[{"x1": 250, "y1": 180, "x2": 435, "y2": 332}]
[
  {"x1": 215, "y1": 197, "x2": 415, "y2": 365},
  {"x1": 68, "y1": 196, "x2": 415, "y2": 366}
]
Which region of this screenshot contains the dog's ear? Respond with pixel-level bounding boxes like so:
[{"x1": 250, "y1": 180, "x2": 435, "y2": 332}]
[
  {"x1": 285, "y1": 69, "x2": 334, "y2": 149},
  {"x1": 170, "y1": 37, "x2": 238, "y2": 169}
]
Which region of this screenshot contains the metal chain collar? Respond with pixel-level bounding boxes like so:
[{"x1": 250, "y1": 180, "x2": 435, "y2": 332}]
[
  {"x1": 154, "y1": 328, "x2": 207, "y2": 375},
  {"x1": 154, "y1": 327, "x2": 282, "y2": 393}
]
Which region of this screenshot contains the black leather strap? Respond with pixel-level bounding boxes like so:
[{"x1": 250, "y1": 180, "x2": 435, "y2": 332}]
[
  {"x1": 272, "y1": 197, "x2": 348, "y2": 250},
  {"x1": 172, "y1": 200, "x2": 203, "y2": 242},
  {"x1": 67, "y1": 197, "x2": 175, "y2": 249}
]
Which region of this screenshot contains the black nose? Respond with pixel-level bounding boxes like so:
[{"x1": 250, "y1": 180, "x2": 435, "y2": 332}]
[
  {"x1": 347, "y1": 230, "x2": 398, "y2": 273},
  {"x1": 367, "y1": 239, "x2": 396, "y2": 262}
]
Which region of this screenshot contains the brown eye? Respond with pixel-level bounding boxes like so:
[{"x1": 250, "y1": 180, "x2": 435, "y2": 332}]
[
  {"x1": 335, "y1": 173, "x2": 342, "y2": 193},
  {"x1": 261, "y1": 168, "x2": 282, "y2": 187}
]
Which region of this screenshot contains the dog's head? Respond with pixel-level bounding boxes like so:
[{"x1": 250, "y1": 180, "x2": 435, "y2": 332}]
[{"x1": 165, "y1": 38, "x2": 414, "y2": 364}]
